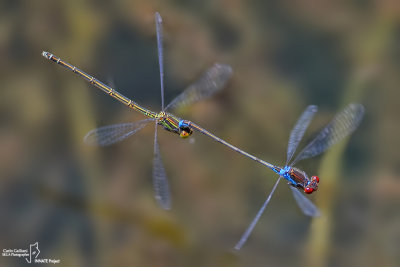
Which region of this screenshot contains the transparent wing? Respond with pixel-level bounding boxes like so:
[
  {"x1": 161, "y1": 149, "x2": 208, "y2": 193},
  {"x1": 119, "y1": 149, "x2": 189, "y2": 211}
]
[
  {"x1": 234, "y1": 177, "x2": 281, "y2": 250},
  {"x1": 291, "y1": 103, "x2": 364, "y2": 165},
  {"x1": 83, "y1": 119, "x2": 154, "y2": 146},
  {"x1": 290, "y1": 186, "x2": 320, "y2": 217},
  {"x1": 155, "y1": 12, "x2": 165, "y2": 110},
  {"x1": 286, "y1": 105, "x2": 318, "y2": 165},
  {"x1": 165, "y1": 63, "x2": 233, "y2": 111},
  {"x1": 152, "y1": 123, "x2": 171, "y2": 210}
]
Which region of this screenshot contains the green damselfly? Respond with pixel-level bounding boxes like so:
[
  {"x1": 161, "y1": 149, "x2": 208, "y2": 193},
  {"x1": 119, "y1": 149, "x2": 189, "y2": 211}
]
[{"x1": 42, "y1": 13, "x2": 256, "y2": 209}]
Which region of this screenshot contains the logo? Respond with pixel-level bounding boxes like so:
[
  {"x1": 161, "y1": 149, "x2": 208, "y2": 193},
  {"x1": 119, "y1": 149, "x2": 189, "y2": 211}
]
[
  {"x1": 2, "y1": 242, "x2": 60, "y2": 264},
  {"x1": 26, "y1": 242, "x2": 40, "y2": 263}
]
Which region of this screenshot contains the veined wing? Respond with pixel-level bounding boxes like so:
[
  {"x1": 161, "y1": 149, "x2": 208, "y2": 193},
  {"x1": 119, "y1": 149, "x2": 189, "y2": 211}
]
[
  {"x1": 234, "y1": 176, "x2": 282, "y2": 250},
  {"x1": 286, "y1": 105, "x2": 318, "y2": 165},
  {"x1": 155, "y1": 12, "x2": 165, "y2": 110},
  {"x1": 291, "y1": 103, "x2": 364, "y2": 165},
  {"x1": 290, "y1": 186, "x2": 320, "y2": 217},
  {"x1": 84, "y1": 119, "x2": 154, "y2": 146},
  {"x1": 152, "y1": 124, "x2": 171, "y2": 210},
  {"x1": 165, "y1": 63, "x2": 233, "y2": 111}
]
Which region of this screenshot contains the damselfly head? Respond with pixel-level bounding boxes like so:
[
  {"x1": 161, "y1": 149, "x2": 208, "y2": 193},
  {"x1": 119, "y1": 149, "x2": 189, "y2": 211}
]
[
  {"x1": 179, "y1": 128, "x2": 193, "y2": 138},
  {"x1": 178, "y1": 120, "x2": 193, "y2": 138},
  {"x1": 304, "y1": 175, "x2": 319, "y2": 194}
]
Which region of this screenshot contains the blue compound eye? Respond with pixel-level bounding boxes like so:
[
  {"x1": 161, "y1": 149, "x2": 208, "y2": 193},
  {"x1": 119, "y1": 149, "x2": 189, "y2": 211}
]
[
  {"x1": 179, "y1": 120, "x2": 189, "y2": 128},
  {"x1": 178, "y1": 120, "x2": 190, "y2": 129}
]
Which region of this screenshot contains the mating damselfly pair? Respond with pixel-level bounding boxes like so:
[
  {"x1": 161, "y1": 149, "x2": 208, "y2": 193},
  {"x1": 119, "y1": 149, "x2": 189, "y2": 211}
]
[{"x1": 42, "y1": 12, "x2": 364, "y2": 249}]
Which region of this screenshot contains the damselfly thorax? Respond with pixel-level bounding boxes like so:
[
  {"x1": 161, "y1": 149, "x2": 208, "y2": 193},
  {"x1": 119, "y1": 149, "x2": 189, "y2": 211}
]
[
  {"x1": 156, "y1": 111, "x2": 193, "y2": 138},
  {"x1": 272, "y1": 166, "x2": 319, "y2": 194}
]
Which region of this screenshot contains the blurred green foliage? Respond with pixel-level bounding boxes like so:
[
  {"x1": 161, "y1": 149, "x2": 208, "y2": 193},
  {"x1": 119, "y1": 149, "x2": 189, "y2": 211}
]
[{"x1": 0, "y1": 0, "x2": 399, "y2": 266}]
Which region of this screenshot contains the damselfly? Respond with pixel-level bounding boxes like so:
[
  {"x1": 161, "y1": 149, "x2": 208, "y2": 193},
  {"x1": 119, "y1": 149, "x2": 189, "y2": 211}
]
[
  {"x1": 234, "y1": 103, "x2": 364, "y2": 250},
  {"x1": 43, "y1": 13, "x2": 364, "y2": 247},
  {"x1": 42, "y1": 13, "x2": 236, "y2": 210}
]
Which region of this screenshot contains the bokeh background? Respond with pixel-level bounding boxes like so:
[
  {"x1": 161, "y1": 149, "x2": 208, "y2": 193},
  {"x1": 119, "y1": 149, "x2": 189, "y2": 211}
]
[{"x1": 1, "y1": 0, "x2": 399, "y2": 266}]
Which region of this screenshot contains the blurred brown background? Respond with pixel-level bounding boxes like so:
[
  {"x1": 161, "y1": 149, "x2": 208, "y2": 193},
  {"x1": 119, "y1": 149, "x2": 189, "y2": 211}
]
[{"x1": 0, "y1": 0, "x2": 399, "y2": 266}]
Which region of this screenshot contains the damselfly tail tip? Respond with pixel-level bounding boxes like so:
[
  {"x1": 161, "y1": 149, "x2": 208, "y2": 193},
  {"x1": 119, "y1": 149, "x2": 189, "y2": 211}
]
[{"x1": 42, "y1": 51, "x2": 51, "y2": 59}]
